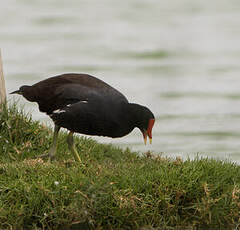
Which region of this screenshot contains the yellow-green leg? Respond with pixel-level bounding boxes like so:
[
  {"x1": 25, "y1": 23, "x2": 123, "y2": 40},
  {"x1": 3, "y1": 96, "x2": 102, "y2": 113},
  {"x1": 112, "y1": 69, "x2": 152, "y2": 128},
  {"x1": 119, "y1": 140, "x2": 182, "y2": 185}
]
[
  {"x1": 38, "y1": 125, "x2": 60, "y2": 161},
  {"x1": 67, "y1": 131, "x2": 82, "y2": 163}
]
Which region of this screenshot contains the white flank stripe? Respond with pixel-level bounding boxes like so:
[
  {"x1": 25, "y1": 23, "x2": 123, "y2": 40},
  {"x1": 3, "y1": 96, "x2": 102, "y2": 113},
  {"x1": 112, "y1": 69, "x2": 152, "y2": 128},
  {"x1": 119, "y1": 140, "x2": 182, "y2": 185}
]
[{"x1": 53, "y1": 109, "x2": 66, "y2": 114}]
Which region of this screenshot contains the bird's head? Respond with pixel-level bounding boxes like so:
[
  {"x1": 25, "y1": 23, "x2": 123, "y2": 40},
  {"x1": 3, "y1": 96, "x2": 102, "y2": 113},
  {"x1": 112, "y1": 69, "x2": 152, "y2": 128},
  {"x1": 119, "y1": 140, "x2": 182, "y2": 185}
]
[
  {"x1": 141, "y1": 117, "x2": 155, "y2": 145},
  {"x1": 129, "y1": 103, "x2": 155, "y2": 145},
  {"x1": 139, "y1": 108, "x2": 155, "y2": 145}
]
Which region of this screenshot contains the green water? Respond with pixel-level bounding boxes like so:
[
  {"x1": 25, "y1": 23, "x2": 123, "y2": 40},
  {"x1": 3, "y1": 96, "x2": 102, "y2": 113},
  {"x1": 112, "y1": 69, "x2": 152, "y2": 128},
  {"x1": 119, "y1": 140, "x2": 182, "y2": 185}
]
[{"x1": 1, "y1": 0, "x2": 240, "y2": 162}]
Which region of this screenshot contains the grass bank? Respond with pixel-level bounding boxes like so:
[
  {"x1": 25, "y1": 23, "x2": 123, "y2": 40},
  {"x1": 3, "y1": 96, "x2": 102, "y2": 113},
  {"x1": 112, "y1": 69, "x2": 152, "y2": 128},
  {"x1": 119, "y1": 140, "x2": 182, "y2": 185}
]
[{"x1": 0, "y1": 103, "x2": 240, "y2": 230}]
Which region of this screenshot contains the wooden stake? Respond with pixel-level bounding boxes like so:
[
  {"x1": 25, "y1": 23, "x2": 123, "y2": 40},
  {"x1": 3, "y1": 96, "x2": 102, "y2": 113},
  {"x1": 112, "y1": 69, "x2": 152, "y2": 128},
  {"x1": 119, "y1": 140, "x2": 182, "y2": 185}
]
[{"x1": 0, "y1": 49, "x2": 6, "y2": 104}]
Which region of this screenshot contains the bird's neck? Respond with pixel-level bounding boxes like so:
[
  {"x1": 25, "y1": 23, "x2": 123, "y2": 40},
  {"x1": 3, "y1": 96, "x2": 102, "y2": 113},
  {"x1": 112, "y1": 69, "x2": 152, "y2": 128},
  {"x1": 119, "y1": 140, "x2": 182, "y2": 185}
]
[{"x1": 121, "y1": 103, "x2": 144, "y2": 128}]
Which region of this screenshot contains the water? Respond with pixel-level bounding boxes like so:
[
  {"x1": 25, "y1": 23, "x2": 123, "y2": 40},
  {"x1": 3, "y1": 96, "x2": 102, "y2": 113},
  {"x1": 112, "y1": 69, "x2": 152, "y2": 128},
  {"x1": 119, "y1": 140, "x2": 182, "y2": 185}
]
[{"x1": 1, "y1": 0, "x2": 240, "y2": 162}]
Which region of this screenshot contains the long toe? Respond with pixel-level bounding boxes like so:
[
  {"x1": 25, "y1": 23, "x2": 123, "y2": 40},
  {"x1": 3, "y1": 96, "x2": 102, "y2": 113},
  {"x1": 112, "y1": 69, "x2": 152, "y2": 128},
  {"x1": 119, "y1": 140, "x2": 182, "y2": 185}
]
[
  {"x1": 67, "y1": 132, "x2": 82, "y2": 163},
  {"x1": 35, "y1": 152, "x2": 56, "y2": 161},
  {"x1": 35, "y1": 125, "x2": 60, "y2": 161}
]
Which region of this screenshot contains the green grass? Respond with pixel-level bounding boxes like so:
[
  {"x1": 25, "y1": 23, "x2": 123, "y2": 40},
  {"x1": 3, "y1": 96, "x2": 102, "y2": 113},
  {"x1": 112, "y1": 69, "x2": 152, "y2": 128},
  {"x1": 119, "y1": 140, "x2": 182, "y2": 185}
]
[{"x1": 0, "y1": 103, "x2": 240, "y2": 229}]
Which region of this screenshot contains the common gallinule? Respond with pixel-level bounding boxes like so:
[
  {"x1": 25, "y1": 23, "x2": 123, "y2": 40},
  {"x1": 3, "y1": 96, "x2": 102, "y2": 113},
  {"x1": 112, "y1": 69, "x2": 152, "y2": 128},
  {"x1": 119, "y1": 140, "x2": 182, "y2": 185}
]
[{"x1": 11, "y1": 73, "x2": 155, "y2": 162}]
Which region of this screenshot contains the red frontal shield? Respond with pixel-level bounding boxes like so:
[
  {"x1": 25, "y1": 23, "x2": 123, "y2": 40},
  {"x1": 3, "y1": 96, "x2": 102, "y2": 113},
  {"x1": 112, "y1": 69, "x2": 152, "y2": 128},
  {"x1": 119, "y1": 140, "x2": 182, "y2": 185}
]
[{"x1": 147, "y1": 119, "x2": 155, "y2": 144}]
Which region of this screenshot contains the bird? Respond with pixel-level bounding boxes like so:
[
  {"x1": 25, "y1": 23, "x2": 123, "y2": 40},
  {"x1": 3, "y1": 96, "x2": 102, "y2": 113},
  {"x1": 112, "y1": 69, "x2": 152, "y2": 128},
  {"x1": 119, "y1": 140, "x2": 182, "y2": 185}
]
[{"x1": 11, "y1": 73, "x2": 155, "y2": 162}]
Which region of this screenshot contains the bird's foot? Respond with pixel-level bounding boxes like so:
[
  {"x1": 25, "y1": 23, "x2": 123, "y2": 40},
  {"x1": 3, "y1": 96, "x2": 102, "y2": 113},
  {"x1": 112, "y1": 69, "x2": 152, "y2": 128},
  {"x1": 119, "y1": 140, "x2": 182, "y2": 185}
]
[
  {"x1": 34, "y1": 125, "x2": 60, "y2": 162},
  {"x1": 67, "y1": 131, "x2": 82, "y2": 163},
  {"x1": 35, "y1": 152, "x2": 56, "y2": 162}
]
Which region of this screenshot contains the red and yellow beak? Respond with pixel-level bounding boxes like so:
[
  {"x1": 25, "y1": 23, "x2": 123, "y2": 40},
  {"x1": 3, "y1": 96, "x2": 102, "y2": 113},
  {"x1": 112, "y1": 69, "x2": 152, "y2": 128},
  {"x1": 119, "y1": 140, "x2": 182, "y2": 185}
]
[{"x1": 142, "y1": 118, "x2": 155, "y2": 145}]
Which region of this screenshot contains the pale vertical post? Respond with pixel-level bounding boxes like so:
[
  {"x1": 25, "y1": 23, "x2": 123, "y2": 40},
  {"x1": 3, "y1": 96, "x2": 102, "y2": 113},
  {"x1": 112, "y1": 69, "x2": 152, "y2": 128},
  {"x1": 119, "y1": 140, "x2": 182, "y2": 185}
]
[{"x1": 0, "y1": 48, "x2": 6, "y2": 104}]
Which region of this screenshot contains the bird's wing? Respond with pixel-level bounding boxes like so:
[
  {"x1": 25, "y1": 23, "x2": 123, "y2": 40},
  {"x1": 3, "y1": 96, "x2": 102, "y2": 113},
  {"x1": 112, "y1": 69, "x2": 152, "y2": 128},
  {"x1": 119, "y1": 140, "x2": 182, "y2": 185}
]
[
  {"x1": 34, "y1": 73, "x2": 129, "y2": 104},
  {"x1": 56, "y1": 84, "x2": 104, "y2": 102},
  {"x1": 49, "y1": 99, "x2": 116, "y2": 136},
  {"x1": 58, "y1": 83, "x2": 128, "y2": 102},
  {"x1": 37, "y1": 84, "x2": 109, "y2": 114},
  {"x1": 34, "y1": 75, "x2": 128, "y2": 114}
]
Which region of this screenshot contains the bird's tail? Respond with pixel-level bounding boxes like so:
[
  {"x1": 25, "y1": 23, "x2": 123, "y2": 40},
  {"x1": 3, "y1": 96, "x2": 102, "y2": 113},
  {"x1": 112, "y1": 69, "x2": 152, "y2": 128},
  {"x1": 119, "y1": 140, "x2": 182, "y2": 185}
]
[{"x1": 10, "y1": 89, "x2": 21, "y2": 94}]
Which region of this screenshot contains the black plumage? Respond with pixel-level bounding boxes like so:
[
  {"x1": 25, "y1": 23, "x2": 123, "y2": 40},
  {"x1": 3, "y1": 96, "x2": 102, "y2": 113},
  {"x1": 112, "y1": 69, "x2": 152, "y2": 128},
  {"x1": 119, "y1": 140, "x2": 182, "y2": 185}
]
[{"x1": 11, "y1": 73, "x2": 155, "y2": 162}]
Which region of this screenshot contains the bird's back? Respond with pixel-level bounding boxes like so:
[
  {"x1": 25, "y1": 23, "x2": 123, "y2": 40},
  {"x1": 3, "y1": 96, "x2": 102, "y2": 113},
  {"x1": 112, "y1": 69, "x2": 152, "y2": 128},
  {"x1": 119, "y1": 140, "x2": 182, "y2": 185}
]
[{"x1": 27, "y1": 73, "x2": 128, "y2": 114}]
